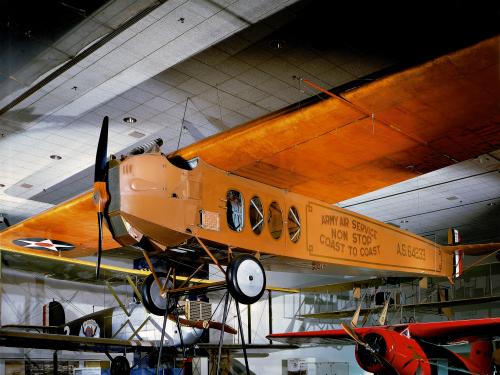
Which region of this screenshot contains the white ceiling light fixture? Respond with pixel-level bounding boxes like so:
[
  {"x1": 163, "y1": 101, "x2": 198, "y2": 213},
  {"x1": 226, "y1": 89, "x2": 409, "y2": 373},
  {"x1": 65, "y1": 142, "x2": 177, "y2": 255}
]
[{"x1": 123, "y1": 116, "x2": 137, "y2": 124}]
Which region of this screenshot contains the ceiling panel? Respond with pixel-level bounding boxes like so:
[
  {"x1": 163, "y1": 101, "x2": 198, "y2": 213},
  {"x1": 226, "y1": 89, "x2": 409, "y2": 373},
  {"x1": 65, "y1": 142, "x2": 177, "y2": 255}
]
[{"x1": 0, "y1": 0, "x2": 498, "y2": 248}]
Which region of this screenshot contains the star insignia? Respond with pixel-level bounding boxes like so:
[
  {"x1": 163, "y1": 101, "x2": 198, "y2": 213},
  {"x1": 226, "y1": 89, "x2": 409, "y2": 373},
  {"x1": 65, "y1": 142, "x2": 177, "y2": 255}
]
[{"x1": 13, "y1": 238, "x2": 75, "y2": 252}]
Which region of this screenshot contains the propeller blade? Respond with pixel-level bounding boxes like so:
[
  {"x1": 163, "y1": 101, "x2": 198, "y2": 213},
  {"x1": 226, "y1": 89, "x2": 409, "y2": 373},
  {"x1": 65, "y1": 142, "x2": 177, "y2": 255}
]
[
  {"x1": 205, "y1": 320, "x2": 237, "y2": 335},
  {"x1": 93, "y1": 116, "x2": 109, "y2": 280},
  {"x1": 342, "y1": 324, "x2": 400, "y2": 375},
  {"x1": 168, "y1": 315, "x2": 237, "y2": 334},
  {"x1": 341, "y1": 323, "x2": 366, "y2": 347},
  {"x1": 96, "y1": 212, "x2": 103, "y2": 279},
  {"x1": 94, "y1": 116, "x2": 109, "y2": 183}
]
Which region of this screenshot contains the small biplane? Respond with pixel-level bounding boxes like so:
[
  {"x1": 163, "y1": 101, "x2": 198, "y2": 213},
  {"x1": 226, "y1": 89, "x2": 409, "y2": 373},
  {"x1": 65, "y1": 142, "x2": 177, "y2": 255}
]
[
  {"x1": 0, "y1": 35, "x2": 499, "y2": 373},
  {"x1": 268, "y1": 317, "x2": 500, "y2": 374},
  {"x1": 0, "y1": 300, "x2": 210, "y2": 373},
  {"x1": 0, "y1": 300, "x2": 295, "y2": 374}
]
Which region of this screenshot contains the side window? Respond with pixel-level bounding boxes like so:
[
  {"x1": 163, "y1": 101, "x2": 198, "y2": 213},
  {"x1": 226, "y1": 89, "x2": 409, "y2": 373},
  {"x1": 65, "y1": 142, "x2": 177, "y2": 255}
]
[
  {"x1": 249, "y1": 196, "x2": 264, "y2": 235},
  {"x1": 226, "y1": 190, "x2": 244, "y2": 232},
  {"x1": 288, "y1": 206, "x2": 301, "y2": 243},
  {"x1": 268, "y1": 201, "x2": 283, "y2": 239}
]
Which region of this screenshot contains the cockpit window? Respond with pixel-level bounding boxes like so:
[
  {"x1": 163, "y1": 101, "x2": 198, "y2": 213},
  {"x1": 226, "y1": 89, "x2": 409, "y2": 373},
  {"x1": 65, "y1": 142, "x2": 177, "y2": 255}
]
[
  {"x1": 249, "y1": 196, "x2": 264, "y2": 235},
  {"x1": 168, "y1": 155, "x2": 199, "y2": 170},
  {"x1": 226, "y1": 190, "x2": 244, "y2": 232},
  {"x1": 268, "y1": 201, "x2": 283, "y2": 239}
]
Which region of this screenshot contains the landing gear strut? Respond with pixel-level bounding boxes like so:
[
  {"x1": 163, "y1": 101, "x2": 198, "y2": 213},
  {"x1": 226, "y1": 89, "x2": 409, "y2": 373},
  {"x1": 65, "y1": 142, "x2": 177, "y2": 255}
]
[
  {"x1": 140, "y1": 246, "x2": 266, "y2": 375},
  {"x1": 226, "y1": 254, "x2": 266, "y2": 305}
]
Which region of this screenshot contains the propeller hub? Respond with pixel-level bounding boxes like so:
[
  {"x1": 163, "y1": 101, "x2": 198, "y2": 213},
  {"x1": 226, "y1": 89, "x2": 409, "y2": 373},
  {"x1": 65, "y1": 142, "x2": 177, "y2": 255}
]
[{"x1": 357, "y1": 332, "x2": 387, "y2": 367}]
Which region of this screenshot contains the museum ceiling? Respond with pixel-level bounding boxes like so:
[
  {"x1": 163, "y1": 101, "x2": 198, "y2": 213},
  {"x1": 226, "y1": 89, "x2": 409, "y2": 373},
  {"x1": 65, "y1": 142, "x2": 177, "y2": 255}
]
[{"x1": 0, "y1": 0, "x2": 498, "y2": 245}]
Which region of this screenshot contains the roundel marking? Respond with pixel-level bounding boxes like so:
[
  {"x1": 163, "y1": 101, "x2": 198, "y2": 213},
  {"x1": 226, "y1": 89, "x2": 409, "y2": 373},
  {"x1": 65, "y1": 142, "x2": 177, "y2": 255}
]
[{"x1": 13, "y1": 238, "x2": 75, "y2": 252}]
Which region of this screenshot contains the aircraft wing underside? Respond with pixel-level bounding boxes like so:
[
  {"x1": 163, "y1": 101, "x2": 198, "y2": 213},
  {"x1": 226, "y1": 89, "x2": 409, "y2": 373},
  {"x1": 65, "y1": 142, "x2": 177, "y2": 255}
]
[
  {"x1": 174, "y1": 36, "x2": 500, "y2": 204},
  {"x1": 0, "y1": 192, "x2": 119, "y2": 259},
  {"x1": 0, "y1": 37, "x2": 498, "y2": 269},
  {"x1": 0, "y1": 330, "x2": 154, "y2": 353}
]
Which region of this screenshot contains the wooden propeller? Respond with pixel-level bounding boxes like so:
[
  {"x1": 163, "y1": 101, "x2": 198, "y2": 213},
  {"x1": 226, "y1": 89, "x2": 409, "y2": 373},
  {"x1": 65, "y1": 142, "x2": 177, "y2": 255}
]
[
  {"x1": 92, "y1": 116, "x2": 110, "y2": 279},
  {"x1": 168, "y1": 314, "x2": 237, "y2": 334}
]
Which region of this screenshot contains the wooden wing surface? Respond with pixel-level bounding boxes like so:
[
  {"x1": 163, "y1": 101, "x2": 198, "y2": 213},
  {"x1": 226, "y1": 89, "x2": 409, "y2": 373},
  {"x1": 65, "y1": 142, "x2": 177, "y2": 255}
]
[
  {"x1": 1, "y1": 37, "x2": 498, "y2": 267},
  {"x1": 175, "y1": 36, "x2": 499, "y2": 203},
  {"x1": 0, "y1": 192, "x2": 119, "y2": 258}
]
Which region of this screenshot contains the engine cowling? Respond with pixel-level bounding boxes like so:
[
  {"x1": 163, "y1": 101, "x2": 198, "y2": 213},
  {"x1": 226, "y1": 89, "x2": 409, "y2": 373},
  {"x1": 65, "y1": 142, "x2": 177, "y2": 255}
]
[{"x1": 354, "y1": 328, "x2": 431, "y2": 375}]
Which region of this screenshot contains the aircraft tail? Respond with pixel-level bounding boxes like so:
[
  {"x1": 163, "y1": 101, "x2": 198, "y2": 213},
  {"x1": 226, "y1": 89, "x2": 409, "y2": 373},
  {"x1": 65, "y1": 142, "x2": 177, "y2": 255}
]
[
  {"x1": 453, "y1": 250, "x2": 464, "y2": 279},
  {"x1": 442, "y1": 227, "x2": 500, "y2": 278},
  {"x1": 442, "y1": 227, "x2": 500, "y2": 258},
  {"x1": 447, "y1": 227, "x2": 464, "y2": 279}
]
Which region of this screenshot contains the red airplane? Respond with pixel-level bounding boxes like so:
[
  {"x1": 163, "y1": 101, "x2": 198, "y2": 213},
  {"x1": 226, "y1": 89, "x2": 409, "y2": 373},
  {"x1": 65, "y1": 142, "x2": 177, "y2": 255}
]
[{"x1": 268, "y1": 318, "x2": 500, "y2": 374}]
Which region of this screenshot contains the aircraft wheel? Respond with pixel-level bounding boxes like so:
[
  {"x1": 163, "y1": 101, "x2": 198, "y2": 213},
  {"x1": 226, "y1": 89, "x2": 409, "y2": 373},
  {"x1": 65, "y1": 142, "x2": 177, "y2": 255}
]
[
  {"x1": 142, "y1": 272, "x2": 177, "y2": 316},
  {"x1": 226, "y1": 254, "x2": 266, "y2": 304},
  {"x1": 110, "y1": 355, "x2": 130, "y2": 375}
]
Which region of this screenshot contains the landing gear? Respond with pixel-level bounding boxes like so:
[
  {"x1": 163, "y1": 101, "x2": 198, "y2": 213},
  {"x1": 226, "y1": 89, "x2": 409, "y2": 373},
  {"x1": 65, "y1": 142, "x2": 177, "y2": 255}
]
[
  {"x1": 226, "y1": 254, "x2": 266, "y2": 305},
  {"x1": 141, "y1": 272, "x2": 177, "y2": 316},
  {"x1": 110, "y1": 355, "x2": 130, "y2": 375}
]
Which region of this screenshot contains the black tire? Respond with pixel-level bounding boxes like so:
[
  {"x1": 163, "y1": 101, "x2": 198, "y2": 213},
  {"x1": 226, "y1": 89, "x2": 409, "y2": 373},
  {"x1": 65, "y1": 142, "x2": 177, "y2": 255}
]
[
  {"x1": 141, "y1": 272, "x2": 177, "y2": 316},
  {"x1": 226, "y1": 255, "x2": 266, "y2": 305},
  {"x1": 110, "y1": 355, "x2": 130, "y2": 375}
]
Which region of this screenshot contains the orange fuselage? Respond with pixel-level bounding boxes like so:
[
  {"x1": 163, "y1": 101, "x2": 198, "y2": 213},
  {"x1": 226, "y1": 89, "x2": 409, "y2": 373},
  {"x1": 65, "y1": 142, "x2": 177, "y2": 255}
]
[{"x1": 106, "y1": 153, "x2": 453, "y2": 278}]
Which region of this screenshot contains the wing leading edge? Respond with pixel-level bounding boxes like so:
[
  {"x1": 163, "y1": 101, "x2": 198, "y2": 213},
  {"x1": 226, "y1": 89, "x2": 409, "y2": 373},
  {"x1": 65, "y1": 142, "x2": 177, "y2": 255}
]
[
  {"x1": 0, "y1": 192, "x2": 119, "y2": 258},
  {"x1": 268, "y1": 318, "x2": 500, "y2": 345}
]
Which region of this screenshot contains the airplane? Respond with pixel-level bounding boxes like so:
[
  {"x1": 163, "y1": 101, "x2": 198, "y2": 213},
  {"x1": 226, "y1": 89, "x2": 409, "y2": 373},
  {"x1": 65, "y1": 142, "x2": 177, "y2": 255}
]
[
  {"x1": 0, "y1": 35, "x2": 499, "y2": 374},
  {"x1": 1, "y1": 36, "x2": 499, "y2": 304},
  {"x1": 299, "y1": 293, "x2": 500, "y2": 321},
  {"x1": 0, "y1": 299, "x2": 236, "y2": 374},
  {"x1": 0, "y1": 299, "x2": 297, "y2": 374},
  {"x1": 298, "y1": 258, "x2": 500, "y2": 323},
  {"x1": 267, "y1": 317, "x2": 500, "y2": 374}
]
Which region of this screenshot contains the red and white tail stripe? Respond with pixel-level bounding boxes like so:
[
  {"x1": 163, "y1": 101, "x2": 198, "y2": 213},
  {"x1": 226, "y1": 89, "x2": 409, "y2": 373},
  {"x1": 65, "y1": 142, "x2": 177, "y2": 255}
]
[{"x1": 454, "y1": 250, "x2": 464, "y2": 278}]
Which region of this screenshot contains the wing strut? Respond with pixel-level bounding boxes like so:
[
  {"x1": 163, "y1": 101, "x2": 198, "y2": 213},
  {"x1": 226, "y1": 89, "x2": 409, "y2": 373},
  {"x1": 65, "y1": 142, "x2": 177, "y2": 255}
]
[
  {"x1": 156, "y1": 289, "x2": 170, "y2": 375},
  {"x1": 215, "y1": 291, "x2": 231, "y2": 374}
]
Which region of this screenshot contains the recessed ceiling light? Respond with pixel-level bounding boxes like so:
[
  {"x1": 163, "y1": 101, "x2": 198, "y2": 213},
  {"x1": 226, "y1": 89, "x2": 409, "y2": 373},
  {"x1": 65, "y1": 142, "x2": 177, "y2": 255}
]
[
  {"x1": 123, "y1": 117, "x2": 137, "y2": 124},
  {"x1": 0, "y1": 184, "x2": 5, "y2": 188},
  {"x1": 21, "y1": 183, "x2": 33, "y2": 189},
  {"x1": 269, "y1": 39, "x2": 286, "y2": 50},
  {"x1": 50, "y1": 154, "x2": 62, "y2": 160},
  {"x1": 487, "y1": 202, "x2": 496, "y2": 206}
]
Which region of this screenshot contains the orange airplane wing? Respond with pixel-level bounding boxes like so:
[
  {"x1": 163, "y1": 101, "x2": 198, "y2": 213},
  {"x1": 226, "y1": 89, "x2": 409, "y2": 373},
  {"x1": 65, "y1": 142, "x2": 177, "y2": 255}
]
[
  {"x1": 1, "y1": 37, "x2": 497, "y2": 262},
  {"x1": 0, "y1": 192, "x2": 119, "y2": 258},
  {"x1": 175, "y1": 36, "x2": 499, "y2": 203}
]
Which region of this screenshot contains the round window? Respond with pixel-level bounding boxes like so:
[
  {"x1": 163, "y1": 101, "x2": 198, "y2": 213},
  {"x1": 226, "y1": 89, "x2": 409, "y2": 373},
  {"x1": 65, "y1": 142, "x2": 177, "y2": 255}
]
[
  {"x1": 249, "y1": 196, "x2": 264, "y2": 235},
  {"x1": 288, "y1": 206, "x2": 301, "y2": 243},
  {"x1": 268, "y1": 201, "x2": 283, "y2": 239}
]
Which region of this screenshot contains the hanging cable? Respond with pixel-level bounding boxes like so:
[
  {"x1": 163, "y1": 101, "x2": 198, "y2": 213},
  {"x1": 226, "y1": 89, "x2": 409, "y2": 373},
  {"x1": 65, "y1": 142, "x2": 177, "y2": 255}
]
[{"x1": 176, "y1": 98, "x2": 190, "y2": 151}]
